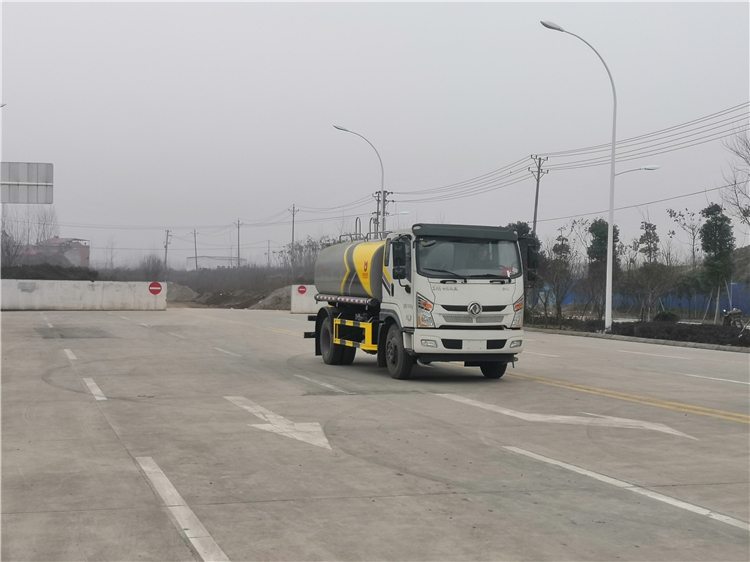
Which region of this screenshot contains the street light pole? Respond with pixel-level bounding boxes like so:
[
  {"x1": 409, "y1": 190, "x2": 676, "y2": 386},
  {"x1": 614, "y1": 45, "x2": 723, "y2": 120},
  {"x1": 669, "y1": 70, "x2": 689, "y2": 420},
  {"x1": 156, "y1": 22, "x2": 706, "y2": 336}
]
[
  {"x1": 541, "y1": 20, "x2": 618, "y2": 331},
  {"x1": 333, "y1": 125, "x2": 386, "y2": 236}
]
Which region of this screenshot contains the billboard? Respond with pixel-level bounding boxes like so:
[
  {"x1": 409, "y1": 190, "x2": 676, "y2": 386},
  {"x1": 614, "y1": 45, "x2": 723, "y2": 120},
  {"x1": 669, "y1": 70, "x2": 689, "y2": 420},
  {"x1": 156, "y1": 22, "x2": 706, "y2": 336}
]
[{"x1": 1, "y1": 162, "x2": 54, "y2": 204}]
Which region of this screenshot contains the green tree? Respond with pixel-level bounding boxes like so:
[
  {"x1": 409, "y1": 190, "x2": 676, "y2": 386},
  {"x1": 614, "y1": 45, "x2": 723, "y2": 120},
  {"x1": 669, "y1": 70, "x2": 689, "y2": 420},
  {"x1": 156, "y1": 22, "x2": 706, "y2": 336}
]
[
  {"x1": 699, "y1": 203, "x2": 735, "y2": 322},
  {"x1": 638, "y1": 221, "x2": 660, "y2": 264},
  {"x1": 582, "y1": 218, "x2": 621, "y2": 321}
]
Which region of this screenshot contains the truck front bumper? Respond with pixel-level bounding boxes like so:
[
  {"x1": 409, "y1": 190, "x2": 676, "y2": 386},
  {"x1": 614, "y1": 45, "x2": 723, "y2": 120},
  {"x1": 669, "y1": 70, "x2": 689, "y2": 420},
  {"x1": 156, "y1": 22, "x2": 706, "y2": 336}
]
[{"x1": 408, "y1": 327, "x2": 524, "y2": 358}]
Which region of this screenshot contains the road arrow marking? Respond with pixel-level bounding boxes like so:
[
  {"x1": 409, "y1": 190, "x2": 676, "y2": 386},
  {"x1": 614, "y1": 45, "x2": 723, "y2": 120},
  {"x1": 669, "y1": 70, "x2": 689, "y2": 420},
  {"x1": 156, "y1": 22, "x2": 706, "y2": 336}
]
[
  {"x1": 224, "y1": 396, "x2": 332, "y2": 450},
  {"x1": 436, "y1": 394, "x2": 695, "y2": 439}
]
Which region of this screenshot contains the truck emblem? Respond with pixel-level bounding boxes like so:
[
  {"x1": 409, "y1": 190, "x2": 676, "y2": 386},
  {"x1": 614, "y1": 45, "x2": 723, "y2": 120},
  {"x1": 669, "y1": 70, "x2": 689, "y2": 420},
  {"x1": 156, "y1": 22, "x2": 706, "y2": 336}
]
[
  {"x1": 467, "y1": 302, "x2": 482, "y2": 317},
  {"x1": 364, "y1": 261, "x2": 368, "y2": 272}
]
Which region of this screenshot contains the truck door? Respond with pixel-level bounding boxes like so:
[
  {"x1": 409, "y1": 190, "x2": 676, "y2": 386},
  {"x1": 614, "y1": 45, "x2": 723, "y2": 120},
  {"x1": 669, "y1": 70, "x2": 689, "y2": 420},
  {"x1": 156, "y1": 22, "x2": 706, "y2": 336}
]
[{"x1": 384, "y1": 235, "x2": 414, "y2": 328}]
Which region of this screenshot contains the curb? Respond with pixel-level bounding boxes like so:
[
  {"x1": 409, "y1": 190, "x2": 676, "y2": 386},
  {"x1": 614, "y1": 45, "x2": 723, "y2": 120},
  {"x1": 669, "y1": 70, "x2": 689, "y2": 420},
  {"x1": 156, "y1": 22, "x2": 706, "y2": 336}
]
[{"x1": 524, "y1": 327, "x2": 750, "y2": 354}]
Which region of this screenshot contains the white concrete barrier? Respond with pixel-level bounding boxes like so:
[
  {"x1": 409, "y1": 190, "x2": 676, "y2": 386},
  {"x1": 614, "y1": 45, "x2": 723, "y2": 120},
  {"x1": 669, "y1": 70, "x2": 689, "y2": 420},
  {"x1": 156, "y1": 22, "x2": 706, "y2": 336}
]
[
  {"x1": 1, "y1": 280, "x2": 167, "y2": 310},
  {"x1": 290, "y1": 284, "x2": 326, "y2": 314}
]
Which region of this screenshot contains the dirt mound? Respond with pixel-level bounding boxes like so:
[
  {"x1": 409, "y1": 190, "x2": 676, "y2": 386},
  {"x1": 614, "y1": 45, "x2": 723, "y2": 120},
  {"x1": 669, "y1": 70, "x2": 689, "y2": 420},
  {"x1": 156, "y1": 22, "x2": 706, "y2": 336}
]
[
  {"x1": 248, "y1": 286, "x2": 292, "y2": 310},
  {"x1": 166, "y1": 282, "x2": 199, "y2": 302}
]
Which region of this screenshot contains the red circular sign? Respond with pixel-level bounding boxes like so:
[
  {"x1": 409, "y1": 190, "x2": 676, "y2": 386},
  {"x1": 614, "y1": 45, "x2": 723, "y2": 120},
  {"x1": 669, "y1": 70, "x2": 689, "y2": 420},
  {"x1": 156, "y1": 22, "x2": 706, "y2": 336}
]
[
  {"x1": 149, "y1": 282, "x2": 162, "y2": 295},
  {"x1": 298, "y1": 285, "x2": 307, "y2": 295}
]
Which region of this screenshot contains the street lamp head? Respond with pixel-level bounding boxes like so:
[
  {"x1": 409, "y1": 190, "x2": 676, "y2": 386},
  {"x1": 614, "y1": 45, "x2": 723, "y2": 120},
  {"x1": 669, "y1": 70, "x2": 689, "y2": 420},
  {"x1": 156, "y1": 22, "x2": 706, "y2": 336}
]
[
  {"x1": 541, "y1": 20, "x2": 565, "y2": 32},
  {"x1": 643, "y1": 165, "x2": 660, "y2": 171},
  {"x1": 333, "y1": 125, "x2": 350, "y2": 132}
]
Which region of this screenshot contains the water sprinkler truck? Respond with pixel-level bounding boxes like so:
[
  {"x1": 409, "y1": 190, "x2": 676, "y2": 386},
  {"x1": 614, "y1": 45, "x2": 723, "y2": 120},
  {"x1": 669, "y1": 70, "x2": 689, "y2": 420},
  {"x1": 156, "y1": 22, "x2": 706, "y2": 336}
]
[{"x1": 305, "y1": 223, "x2": 538, "y2": 380}]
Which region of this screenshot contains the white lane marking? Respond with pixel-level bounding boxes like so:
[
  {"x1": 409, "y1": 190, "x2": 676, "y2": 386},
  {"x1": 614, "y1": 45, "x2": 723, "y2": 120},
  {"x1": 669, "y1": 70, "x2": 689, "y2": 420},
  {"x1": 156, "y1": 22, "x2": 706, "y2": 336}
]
[
  {"x1": 214, "y1": 347, "x2": 242, "y2": 357},
  {"x1": 681, "y1": 373, "x2": 750, "y2": 385},
  {"x1": 64, "y1": 349, "x2": 77, "y2": 361},
  {"x1": 294, "y1": 374, "x2": 356, "y2": 395},
  {"x1": 83, "y1": 378, "x2": 107, "y2": 401},
  {"x1": 140, "y1": 323, "x2": 150, "y2": 327},
  {"x1": 225, "y1": 396, "x2": 332, "y2": 450},
  {"x1": 525, "y1": 351, "x2": 560, "y2": 358},
  {"x1": 168, "y1": 332, "x2": 187, "y2": 339},
  {"x1": 136, "y1": 457, "x2": 230, "y2": 562},
  {"x1": 618, "y1": 350, "x2": 691, "y2": 360},
  {"x1": 47, "y1": 323, "x2": 53, "y2": 328},
  {"x1": 504, "y1": 446, "x2": 749, "y2": 531},
  {"x1": 121, "y1": 316, "x2": 129, "y2": 320},
  {"x1": 436, "y1": 394, "x2": 694, "y2": 439}
]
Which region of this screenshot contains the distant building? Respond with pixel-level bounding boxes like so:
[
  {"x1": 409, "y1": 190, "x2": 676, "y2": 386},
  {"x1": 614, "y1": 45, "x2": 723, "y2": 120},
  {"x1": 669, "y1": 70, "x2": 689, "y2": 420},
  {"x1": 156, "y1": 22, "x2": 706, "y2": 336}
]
[{"x1": 20, "y1": 238, "x2": 90, "y2": 267}]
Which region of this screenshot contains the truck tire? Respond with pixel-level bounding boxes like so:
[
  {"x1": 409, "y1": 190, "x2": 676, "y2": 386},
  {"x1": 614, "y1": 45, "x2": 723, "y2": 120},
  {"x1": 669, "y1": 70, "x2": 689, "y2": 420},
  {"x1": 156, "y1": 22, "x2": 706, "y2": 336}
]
[
  {"x1": 320, "y1": 316, "x2": 343, "y2": 365},
  {"x1": 480, "y1": 362, "x2": 507, "y2": 379},
  {"x1": 385, "y1": 324, "x2": 413, "y2": 380},
  {"x1": 340, "y1": 346, "x2": 356, "y2": 365}
]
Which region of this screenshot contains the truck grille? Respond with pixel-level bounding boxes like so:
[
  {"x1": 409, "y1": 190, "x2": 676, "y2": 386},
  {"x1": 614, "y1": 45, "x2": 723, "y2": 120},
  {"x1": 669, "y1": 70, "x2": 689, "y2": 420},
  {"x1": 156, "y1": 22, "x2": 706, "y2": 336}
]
[
  {"x1": 441, "y1": 304, "x2": 507, "y2": 312},
  {"x1": 441, "y1": 315, "x2": 474, "y2": 323},
  {"x1": 440, "y1": 339, "x2": 506, "y2": 350},
  {"x1": 440, "y1": 314, "x2": 506, "y2": 324},
  {"x1": 475, "y1": 315, "x2": 506, "y2": 324}
]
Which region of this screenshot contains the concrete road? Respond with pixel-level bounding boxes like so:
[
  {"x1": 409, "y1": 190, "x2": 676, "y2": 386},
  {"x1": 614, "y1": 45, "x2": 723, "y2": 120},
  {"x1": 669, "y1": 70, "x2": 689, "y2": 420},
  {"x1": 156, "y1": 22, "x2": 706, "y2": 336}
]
[{"x1": 3, "y1": 309, "x2": 748, "y2": 561}]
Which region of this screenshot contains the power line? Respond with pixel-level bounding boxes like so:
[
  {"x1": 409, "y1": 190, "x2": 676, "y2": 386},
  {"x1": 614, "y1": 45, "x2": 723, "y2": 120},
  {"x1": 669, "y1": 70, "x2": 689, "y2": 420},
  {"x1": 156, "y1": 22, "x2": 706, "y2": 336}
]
[{"x1": 536, "y1": 184, "x2": 727, "y2": 224}]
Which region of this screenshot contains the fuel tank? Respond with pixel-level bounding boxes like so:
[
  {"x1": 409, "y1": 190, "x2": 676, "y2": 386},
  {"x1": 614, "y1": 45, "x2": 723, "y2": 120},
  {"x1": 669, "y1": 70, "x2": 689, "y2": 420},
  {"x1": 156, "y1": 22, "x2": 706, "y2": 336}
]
[{"x1": 314, "y1": 240, "x2": 386, "y2": 301}]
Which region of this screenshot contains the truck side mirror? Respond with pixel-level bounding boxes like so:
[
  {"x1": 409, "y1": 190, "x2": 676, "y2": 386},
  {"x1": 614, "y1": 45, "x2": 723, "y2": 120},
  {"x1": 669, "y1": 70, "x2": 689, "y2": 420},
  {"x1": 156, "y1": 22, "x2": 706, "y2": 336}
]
[{"x1": 392, "y1": 241, "x2": 407, "y2": 280}]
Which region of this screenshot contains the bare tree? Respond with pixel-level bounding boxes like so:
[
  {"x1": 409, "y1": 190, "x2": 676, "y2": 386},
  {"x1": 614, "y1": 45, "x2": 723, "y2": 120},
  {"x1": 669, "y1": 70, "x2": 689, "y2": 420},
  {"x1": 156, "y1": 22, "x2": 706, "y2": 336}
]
[
  {"x1": 105, "y1": 235, "x2": 117, "y2": 269},
  {"x1": 667, "y1": 208, "x2": 702, "y2": 270},
  {"x1": 721, "y1": 127, "x2": 750, "y2": 226},
  {"x1": 539, "y1": 225, "x2": 580, "y2": 327},
  {"x1": 33, "y1": 205, "x2": 60, "y2": 244},
  {"x1": 1, "y1": 206, "x2": 31, "y2": 266}
]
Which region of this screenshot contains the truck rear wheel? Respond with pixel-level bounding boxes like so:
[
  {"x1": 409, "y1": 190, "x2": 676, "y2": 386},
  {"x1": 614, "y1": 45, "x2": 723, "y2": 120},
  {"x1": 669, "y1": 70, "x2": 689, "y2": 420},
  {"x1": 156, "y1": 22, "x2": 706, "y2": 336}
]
[
  {"x1": 385, "y1": 324, "x2": 413, "y2": 380},
  {"x1": 320, "y1": 316, "x2": 343, "y2": 365},
  {"x1": 480, "y1": 362, "x2": 507, "y2": 379}
]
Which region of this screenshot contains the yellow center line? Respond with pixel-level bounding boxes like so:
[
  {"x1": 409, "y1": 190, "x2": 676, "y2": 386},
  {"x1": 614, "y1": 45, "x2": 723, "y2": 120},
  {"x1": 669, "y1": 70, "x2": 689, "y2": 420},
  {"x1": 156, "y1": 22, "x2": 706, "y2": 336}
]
[{"x1": 509, "y1": 372, "x2": 750, "y2": 424}]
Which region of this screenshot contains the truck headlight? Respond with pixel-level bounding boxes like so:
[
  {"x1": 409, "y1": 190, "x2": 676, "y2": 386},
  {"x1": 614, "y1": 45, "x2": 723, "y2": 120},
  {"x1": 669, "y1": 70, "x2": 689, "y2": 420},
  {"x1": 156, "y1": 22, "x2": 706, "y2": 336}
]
[
  {"x1": 511, "y1": 296, "x2": 524, "y2": 328},
  {"x1": 417, "y1": 293, "x2": 435, "y2": 328}
]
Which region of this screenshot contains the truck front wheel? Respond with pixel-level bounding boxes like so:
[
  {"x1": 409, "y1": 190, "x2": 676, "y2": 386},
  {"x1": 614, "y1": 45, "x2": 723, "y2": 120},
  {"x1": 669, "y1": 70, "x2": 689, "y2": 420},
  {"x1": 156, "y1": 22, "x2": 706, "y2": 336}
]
[
  {"x1": 320, "y1": 316, "x2": 343, "y2": 365},
  {"x1": 480, "y1": 362, "x2": 507, "y2": 379},
  {"x1": 385, "y1": 324, "x2": 413, "y2": 380},
  {"x1": 339, "y1": 346, "x2": 356, "y2": 365}
]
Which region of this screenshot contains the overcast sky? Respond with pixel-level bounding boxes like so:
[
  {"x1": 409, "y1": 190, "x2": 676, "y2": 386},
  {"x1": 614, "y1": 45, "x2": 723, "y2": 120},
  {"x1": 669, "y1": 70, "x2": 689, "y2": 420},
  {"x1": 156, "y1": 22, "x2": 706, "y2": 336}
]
[{"x1": 2, "y1": 1, "x2": 748, "y2": 269}]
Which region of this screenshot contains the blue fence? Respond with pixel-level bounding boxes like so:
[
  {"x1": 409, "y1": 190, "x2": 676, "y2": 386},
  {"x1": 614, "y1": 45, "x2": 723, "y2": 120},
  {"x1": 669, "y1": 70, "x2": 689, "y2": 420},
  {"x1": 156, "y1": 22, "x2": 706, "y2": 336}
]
[{"x1": 536, "y1": 282, "x2": 749, "y2": 315}]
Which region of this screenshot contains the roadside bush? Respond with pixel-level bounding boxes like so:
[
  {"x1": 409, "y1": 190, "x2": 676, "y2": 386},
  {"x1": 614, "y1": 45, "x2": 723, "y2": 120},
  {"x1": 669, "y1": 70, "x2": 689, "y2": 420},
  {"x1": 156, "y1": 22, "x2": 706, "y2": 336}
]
[
  {"x1": 1, "y1": 263, "x2": 99, "y2": 281},
  {"x1": 610, "y1": 322, "x2": 749, "y2": 347},
  {"x1": 653, "y1": 311, "x2": 680, "y2": 322}
]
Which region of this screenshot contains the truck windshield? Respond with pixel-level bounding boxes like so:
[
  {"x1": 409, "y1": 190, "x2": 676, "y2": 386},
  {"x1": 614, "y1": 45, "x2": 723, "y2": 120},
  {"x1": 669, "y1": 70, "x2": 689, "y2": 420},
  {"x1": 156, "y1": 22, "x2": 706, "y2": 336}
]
[{"x1": 416, "y1": 238, "x2": 522, "y2": 279}]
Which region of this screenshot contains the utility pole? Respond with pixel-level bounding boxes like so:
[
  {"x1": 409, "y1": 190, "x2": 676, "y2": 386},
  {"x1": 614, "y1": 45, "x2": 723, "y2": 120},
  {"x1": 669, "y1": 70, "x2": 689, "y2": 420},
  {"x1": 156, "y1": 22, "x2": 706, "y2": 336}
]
[
  {"x1": 372, "y1": 191, "x2": 381, "y2": 235},
  {"x1": 163, "y1": 229, "x2": 172, "y2": 282},
  {"x1": 267, "y1": 240, "x2": 271, "y2": 268},
  {"x1": 192, "y1": 230, "x2": 198, "y2": 270},
  {"x1": 236, "y1": 220, "x2": 242, "y2": 267},
  {"x1": 529, "y1": 155, "x2": 549, "y2": 236},
  {"x1": 382, "y1": 190, "x2": 393, "y2": 233},
  {"x1": 289, "y1": 205, "x2": 298, "y2": 277}
]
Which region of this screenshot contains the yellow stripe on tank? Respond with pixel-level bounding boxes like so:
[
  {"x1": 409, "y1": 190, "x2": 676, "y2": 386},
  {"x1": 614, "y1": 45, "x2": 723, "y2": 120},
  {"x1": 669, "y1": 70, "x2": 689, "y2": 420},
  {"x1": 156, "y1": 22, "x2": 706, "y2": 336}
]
[
  {"x1": 340, "y1": 245, "x2": 353, "y2": 294},
  {"x1": 352, "y1": 241, "x2": 385, "y2": 298}
]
